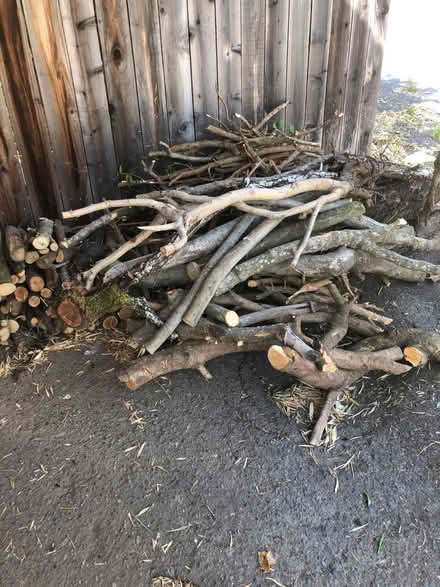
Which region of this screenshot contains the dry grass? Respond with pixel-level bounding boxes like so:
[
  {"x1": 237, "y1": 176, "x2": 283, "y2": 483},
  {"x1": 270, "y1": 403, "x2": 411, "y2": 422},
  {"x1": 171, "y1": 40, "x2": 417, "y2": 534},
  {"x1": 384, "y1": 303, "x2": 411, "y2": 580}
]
[
  {"x1": 152, "y1": 578, "x2": 197, "y2": 587},
  {"x1": 0, "y1": 327, "x2": 137, "y2": 379},
  {"x1": 271, "y1": 381, "x2": 357, "y2": 448},
  {"x1": 370, "y1": 107, "x2": 423, "y2": 163}
]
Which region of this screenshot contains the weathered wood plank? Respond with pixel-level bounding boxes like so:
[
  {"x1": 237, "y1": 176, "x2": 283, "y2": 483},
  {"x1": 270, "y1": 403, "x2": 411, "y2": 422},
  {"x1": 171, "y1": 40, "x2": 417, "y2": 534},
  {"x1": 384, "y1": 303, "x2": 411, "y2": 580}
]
[
  {"x1": 188, "y1": 0, "x2": 218, "y2": 138},
  {"x1": 241, "y1": 0, "x2": 266, "y2": 125},
  {"x1": 357, "y1": 0, "x2": 390, "y2": 153},
  {"x1": 0, "y1": 0, "x2": 60, "y2": 220},
  {"x1": 59, "y1": 0, "x2": 118, "y2": 201},
  {"x1": 21, "y1": 0, "x2": 92, "y2": 212},
  {"x1": 322, "y1": 0, "x2": 354, "y2": 152},
  {"x1": 264, "y1": 0, "x2": 289, "y2": 125},
  {"x1": 0, "y1": 79, "x2": 30, "y2": 224},
  {"x1": 158, "y1": 0, "x2": 195, "y2": 144},
  {"x1": 340, "y1": 0, "x2": 370, "y2": 153},
  {"x1": 305, "y1": 0, "x2": 333, "y2": 142},
  {"x1": 215, "y1": 0, "x2": 242, "y2": 122},
  {"x1": 127, "y1": 0, "x2": 169, "y2": 151},
  {"x1": 286, "y1": 0, "x2": 312, "y2": 131},
  {"x1": 94, "y1": 0, "x2": 144, "y2": 173}
]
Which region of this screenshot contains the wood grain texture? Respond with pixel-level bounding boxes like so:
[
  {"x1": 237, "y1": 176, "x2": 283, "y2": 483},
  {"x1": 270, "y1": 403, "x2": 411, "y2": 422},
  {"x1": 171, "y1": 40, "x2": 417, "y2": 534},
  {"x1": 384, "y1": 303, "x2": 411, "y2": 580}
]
[
  {"x1": 305, "y1": 0, "x2": 333, "y2": 141},
  {"x1": 188, "y1": 0, "x2": 219, "y2": 138},
  {"x1": 94, "y1": 0, "x2": 144, "y2": 173},
  {"x1": 0, "y1": 79, "x2": 28, "y2": 224},
  {"x1": 22, "y1": 0, "x2": 91, "y2": 212},
  {"x1": 158, "y1": 0, "x2": 195, "y2": 143},
  {"x1": 357, "y1": 0, "x2": 390, "y2": 153},
  {"x1": 216, "y1": 0, "x2": 242, "y2": 122},
  {"x1": 59, "y1": 0, "x2": 118, "y2": 201},
  {"x1": 128, "y1": 0, "x2": 169, "y2": 150},
  {"x1": 264, "y1": 0, "x2": 289, "y2": 124},
  {"x1": 340, "y1": 0, "x2": 370, "y2": 152},
  {"x1": 0, "y1": 0, "x2": 58, "y2": 220},
  {"x1": 286, "y1": 0, "x2": 312, "y2": 131},
  {"x1": 322, "y1": 0, "x2": 354, "y2": 152},
  {"x1": 241, "y1": 0, "x2": 266, "y2": 125}
]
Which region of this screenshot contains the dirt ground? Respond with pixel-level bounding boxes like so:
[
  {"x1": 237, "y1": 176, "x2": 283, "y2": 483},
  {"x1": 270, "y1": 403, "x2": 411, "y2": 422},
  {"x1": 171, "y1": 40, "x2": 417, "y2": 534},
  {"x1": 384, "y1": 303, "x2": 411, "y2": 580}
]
[
  {"x1": 1, "y1": 272, "x2": 440, "y2": 587},
  {"x1": 2, "y1": 84, "x2": 440, "y2": 586}
]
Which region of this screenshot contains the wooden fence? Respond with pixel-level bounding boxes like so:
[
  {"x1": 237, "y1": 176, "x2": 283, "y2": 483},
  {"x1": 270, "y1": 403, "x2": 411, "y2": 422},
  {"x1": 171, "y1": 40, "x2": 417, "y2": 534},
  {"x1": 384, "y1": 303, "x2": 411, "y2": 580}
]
[{"x1": 0, "y1": 0, "x2": 389, "y2": 225}]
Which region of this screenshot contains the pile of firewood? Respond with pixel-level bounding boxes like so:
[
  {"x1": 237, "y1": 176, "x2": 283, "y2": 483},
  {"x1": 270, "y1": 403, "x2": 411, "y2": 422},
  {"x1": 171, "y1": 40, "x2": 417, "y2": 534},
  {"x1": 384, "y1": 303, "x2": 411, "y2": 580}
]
[{"x1": 3, "y1": 104, "x2": 440, "y2": 445}]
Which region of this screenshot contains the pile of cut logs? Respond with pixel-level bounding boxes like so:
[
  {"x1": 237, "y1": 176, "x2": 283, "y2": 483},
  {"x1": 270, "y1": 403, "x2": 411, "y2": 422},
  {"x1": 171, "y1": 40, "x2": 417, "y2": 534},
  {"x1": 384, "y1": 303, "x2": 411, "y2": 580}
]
[
  {"x1": 3, "y1": 104, "x2": 440, "y2": 445},
  {"x1": 0, "y1": 219, "x2": 70, "y2": 343}
]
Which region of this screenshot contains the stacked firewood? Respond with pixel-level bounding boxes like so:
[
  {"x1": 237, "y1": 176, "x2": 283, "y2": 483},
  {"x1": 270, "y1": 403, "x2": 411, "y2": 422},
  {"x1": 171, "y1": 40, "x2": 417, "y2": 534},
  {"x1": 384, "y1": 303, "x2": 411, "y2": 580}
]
[
  {"x1": 0, "y1": 219, "x2": 67, "y2": 342},
  {"x1": 4, "y1": 104, "x2": 440, "y2": 445}
]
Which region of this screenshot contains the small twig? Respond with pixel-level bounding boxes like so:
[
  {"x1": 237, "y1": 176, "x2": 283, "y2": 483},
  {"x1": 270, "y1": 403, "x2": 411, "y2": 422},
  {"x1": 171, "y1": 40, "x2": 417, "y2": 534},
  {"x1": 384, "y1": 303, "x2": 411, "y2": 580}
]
[
  {"x1": 255, "y1": 101, "x2": 290, "y2": 131},
  {"x1": 310, "y1": 390, "x2": 340, "y2": 446}
]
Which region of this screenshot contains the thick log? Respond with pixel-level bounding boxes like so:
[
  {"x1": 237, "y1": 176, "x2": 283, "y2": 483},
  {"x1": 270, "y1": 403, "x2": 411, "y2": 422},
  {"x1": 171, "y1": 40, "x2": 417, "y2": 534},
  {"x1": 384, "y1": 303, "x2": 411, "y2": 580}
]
[
  {"x1": 328, "y1": 347, "x2": 411, "y2": 375},
  {"x1": 137, "y1": 262, "x2": 201, "y2": 290},
  {"x1": 32, "y1": 218, "x2": 54, "y2": 250},
  {"x1": 7, "y1": 319, "x2": 19, "y2": 333},
  {"x1": 268, "y1": 346, "x2": 346, "y2": 390},
  {"x1": 57, "y1": 299, "x2": 83, "y2": 329},
  {"x1": 119, "y1": 340, "x2": 271, "y2": 390},
  {"x1": 103, "y1": 315, "x2": 118, "y2": 330},
  {"x1": 204, "y1": 303, "x2": 240, "y2": 327},
  {"x1": 15, "y1": 286, "x2": 29, "y2": 303},
  {"x1": 217, "y1": 227, "x2": 440, "y2": 294},
  {"x1": 25, "y1": 250, "x2": 40, "y2": 264},
  {"x1": 28, "y1": 295, "x2": 41, "y2": 308},
  {"x1": 40, "y1": 288, "x2": 53, "y2": 299},
  {"x1": 36, "y1": 251, "x2": 57, "y2": 270},
  {"x1": 26, "y1": 269, "x2": 45, "y2": 293}
]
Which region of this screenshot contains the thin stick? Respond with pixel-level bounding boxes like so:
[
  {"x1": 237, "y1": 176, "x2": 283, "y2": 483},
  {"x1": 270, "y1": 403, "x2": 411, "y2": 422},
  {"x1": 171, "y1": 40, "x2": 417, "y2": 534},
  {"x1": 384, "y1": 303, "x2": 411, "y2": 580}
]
[
  {"x1": 255, "y1": 101, "x2": 289, "y2": 131},
  {"x1": 310, "y1": 390, "x2": 340, "y2": 446},
  {"x1": 62, "y1": 198, "x2": 179, "y2": 220},
  {"x1": 291, "y1": 201, "x2": 324, "y2": 267},
  {"x1": 62, "y1": 211, "x2": 121, "y2": 248},
  {"x1": 183, "y1": 217, "x2": 282, "y2": 328},
  {"x1": 82, "y1": 215, "x2": 165, "y2": 290},
  {"x1": 144, "y1": 217, "x2": 256, "y2": 354}
]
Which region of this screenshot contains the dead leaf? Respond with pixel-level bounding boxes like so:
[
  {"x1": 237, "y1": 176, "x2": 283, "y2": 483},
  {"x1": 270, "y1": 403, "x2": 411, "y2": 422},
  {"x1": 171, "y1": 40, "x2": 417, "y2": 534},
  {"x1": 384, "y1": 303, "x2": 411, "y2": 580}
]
[
  {"x1": 288, "y1": 278, "x2": 332, "y2": 300},
  {"x1": 258, "y1": 550, "x2": 276, "y2": 573}
]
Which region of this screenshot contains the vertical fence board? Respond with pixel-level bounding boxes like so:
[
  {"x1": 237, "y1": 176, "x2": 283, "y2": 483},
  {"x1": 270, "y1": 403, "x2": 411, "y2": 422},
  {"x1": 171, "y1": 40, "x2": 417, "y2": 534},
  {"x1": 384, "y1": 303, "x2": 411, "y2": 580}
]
[
  {"x1": 158, "y1": 0, "x2": 195, "y2": 144},
  {"x1": 59, "y1": 0, "x2": 118, "y2": 201},
  {"x1": 322, "y1": 0, "x2": 354, "y2": 151},
  {"x1": 241, "y1": 0, "x2": 266, "y2": 124},
  {"x1": 0, "y1": 80, "x2": 29, "y2": 225},
  {"x1": 215, "y1": 0, "x2": 242, "y2": 122},
  {"x1": 286, "y1": 0, "x2": 312, "y2": 131},
  {"x1": 305, "y1": 0, "x2": 333, "y2": 141},
  {"x1": 0, "y1": 0, "x2": 388, "y2": 223},
  {"x1": 94, "y1": 0, "x2": 144, "y2": 174},
  {"x1": 340, "y1": 0, "x2": 370, "y2": 152},
  {"x1": 264, "y1": 0, "x2": 289, "y2": 125},
  {"x1": 188, "y1": 0, "x2": 219, "y2": 138},
  {"x1": 357, "y1": 0, "x2": 390, "y2": 153},
  {"x1": 0, "y1": 0, "x2": 61, "y2": 220},
  {"x1": 128, "y1": 0, "x2": 169, "y2": 151},
  {"x1": 22, "y1": 0, "x2": 92, "y2": 212}
]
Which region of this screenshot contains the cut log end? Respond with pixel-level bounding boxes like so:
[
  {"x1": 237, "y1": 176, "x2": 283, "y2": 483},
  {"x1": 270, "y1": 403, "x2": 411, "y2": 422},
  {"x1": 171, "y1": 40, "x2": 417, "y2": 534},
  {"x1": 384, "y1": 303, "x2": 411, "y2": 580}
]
[
  {"x1": 267, "y1": 345, "x2": 291, "y2": 370},
  {"x1": 0, "y1": 283, "x2": 16, "y2": 296},
  {"x1": 224, "y1": 310, "x2": 240, "y2": 328},
  {"x1": 404, "y1": 345, "x2": 429, "y2": 367},
  {"x1": 57, "y1": 299, "x2": 83, "y2": 329},
  {"x1": 102, "y1": 315, "x2": 118, "y2": 330}
]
